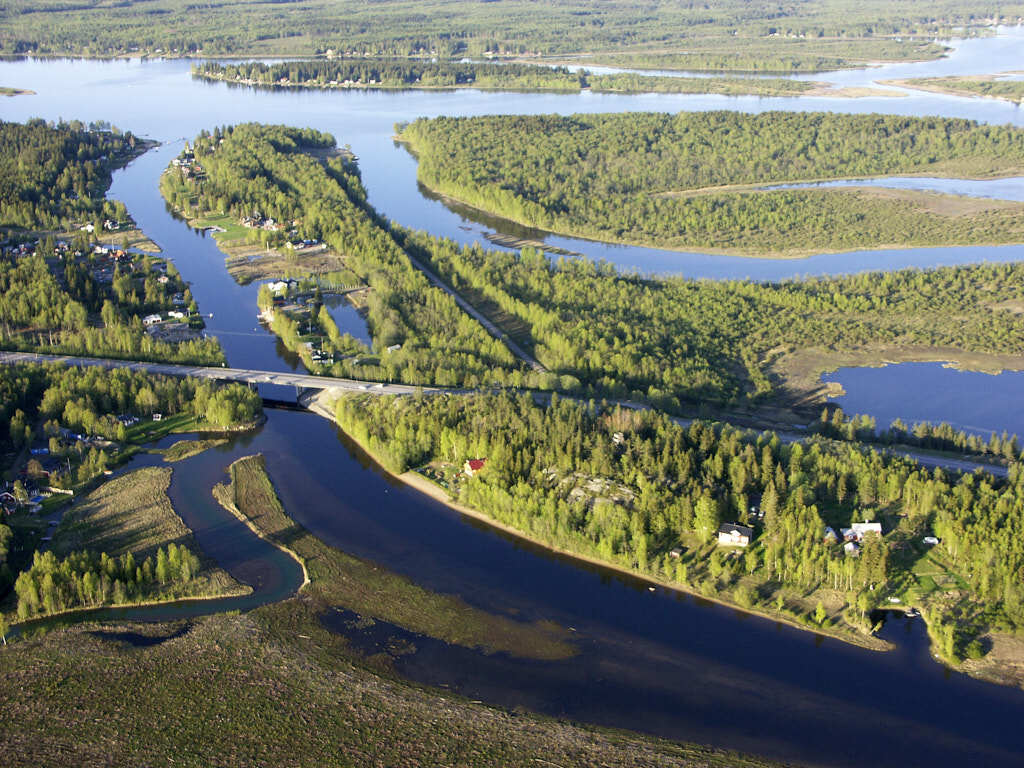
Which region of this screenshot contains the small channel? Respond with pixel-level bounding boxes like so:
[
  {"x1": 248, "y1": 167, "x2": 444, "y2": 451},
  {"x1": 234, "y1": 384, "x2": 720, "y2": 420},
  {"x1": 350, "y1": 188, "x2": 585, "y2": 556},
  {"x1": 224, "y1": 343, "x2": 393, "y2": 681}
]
[{"x1": 15, "y1": 428, "x2": 305, "y2": 636}]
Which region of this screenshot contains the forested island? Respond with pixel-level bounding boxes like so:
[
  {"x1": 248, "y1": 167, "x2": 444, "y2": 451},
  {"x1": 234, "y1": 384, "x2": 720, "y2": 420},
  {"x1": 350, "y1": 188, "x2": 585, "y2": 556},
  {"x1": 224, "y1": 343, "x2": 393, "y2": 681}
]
[
  {"x1": 887, "y1": 74, "x2": 1024, "y2": 104},
  {"x1": 334, "y1": 391, "x2": 1024, "y2": 670},
  {"x1": 399, "y1": 111, "x2": 1024, "y2": 257},
  {"x1": 160, "y1": 123, "x2": 524, "y2": 388},
  {"x1": 194, "y1": 60, "x2": 823, "y2": 98}
]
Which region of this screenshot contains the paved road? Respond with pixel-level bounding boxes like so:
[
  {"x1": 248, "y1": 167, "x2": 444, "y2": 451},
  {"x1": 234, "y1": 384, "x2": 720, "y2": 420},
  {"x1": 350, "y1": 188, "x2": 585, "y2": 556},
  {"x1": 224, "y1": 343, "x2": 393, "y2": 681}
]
[
  {"x1": 2, "y1": 350, "x2": 1007, "y2": 478},
  {"x1": 0, "y1": 351, "x2": 454, "y2": 396},
  {"x1": 402, "y1": 249, "x2": 546, "y2": 373}
]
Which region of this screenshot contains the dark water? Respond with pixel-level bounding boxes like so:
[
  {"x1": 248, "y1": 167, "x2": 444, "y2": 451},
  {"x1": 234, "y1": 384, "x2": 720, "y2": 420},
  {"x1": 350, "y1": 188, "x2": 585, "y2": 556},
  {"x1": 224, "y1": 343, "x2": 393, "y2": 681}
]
[
  {"x1": 4, "y1": 31, "x2": 1024, "y2": 765},
  {"x1": 49, "y1": 408, "x2": 1023, "y2": 768},
  {"x1": 324, "y1": 296, "x2": 372, "y2": 346},
  {"x1": 824, "y1": 361, "x2": 1024, "y2": 438}
]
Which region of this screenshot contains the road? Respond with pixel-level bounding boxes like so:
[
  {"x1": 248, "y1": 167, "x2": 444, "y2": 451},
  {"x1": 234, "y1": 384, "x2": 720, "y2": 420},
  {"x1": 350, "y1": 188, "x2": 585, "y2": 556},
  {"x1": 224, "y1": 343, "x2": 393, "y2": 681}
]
[
  {"x1": 402, "y1": 249, "x2": 546, "y2": 372},
  {"x1": 0, "y1": 351, "x2": 453, "y2": 396},
  {"x1": 1, "y1": 350, "x2": 1007, "y2": 477}
]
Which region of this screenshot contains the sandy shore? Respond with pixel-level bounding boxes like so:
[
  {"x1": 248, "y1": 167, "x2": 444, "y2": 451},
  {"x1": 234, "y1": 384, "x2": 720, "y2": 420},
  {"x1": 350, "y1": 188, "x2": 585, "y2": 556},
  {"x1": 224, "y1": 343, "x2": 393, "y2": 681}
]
[{"x1": 303, "y1": 388, "x2": 890, "y2": 653}]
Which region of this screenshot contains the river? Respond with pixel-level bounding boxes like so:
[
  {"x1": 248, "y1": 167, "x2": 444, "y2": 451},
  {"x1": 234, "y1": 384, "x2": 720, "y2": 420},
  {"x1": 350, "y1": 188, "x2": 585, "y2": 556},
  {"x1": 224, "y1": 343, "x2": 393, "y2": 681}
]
[{"x1": 4, "y1": 29, "x2": 1024, "y2": 766}]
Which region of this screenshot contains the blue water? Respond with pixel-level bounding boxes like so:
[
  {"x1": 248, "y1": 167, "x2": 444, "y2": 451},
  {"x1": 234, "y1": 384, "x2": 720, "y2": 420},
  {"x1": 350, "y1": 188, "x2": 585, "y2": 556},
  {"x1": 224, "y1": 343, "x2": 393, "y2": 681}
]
[
  {"x1": 759, "y1": 175, "x2": 1024, "y2": 202},
  {"x1": 324, "y1": 296, "x2": 371, "y2": 346},
  {"x1": 824, "y1": 361, "x2": 1024, "y2": 437}
]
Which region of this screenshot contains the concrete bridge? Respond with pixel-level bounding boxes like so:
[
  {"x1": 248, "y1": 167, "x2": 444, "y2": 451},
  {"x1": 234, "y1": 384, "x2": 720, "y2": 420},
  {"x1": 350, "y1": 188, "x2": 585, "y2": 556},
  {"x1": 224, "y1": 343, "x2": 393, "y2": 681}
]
[{"x1": 0, "y1": 351, "x2": 454, "y2": 397}]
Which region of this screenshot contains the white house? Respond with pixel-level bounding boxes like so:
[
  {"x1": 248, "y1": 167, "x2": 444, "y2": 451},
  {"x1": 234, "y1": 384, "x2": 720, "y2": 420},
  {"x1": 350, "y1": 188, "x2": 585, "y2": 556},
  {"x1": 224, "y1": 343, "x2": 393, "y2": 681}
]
[
  {"x1": 717, "y1": 523, "x2": 753, "y2": 547},
  {"x1": 143, "y1": 314, "x2": 163, "y2": 326}
]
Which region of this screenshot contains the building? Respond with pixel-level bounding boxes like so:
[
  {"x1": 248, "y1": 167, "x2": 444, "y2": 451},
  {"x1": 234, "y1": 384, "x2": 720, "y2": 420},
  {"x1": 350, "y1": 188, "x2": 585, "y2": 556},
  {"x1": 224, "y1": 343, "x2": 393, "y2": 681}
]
[
  {"x1": 717, "y1": 523, "x2": 753, "y2": 547},
  {"x1": 143, "y1": 314, "x2": 163, "y2": 326},
  {"x1": 464, "y1": 459, "x2": 487, "y2": 477},
  {"x1": 842, "y1": 521, "x2": 883, "y2": 542}
]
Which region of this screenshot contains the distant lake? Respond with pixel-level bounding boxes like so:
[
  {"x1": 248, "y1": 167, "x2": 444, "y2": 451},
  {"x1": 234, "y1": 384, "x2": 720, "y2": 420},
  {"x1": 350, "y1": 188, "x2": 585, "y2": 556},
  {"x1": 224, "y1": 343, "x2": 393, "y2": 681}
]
[{"x1": 823, "y1": 361, "x2": 1024, "y2": 438}]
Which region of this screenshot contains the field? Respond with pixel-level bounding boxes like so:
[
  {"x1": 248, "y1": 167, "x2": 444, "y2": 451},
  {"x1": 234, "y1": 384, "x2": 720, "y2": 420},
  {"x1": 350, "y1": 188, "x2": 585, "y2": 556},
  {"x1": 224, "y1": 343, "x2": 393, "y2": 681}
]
[
  {"x1": 0, "y1": 609, "x2": 778, "y2": 768},
  {"x1": 50, "y1": 466, "x2": 242, "y2": 597},
  {"x1": 215, "y1": 454, "x2": 574, "y2": 660}
]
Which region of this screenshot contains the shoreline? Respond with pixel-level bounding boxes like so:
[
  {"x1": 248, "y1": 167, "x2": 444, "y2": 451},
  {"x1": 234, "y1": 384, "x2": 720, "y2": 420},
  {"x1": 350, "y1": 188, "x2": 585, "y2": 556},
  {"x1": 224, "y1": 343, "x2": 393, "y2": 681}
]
[
  {"x1": 212, "y1": 460, "x2": 312, "y2": 590},
  {"x1": 303, "y1": 388, "x2": 891, "y2": 654},
  {"x1": 8, "y1": 584, "x2": 253, "y2": 632},
  {"x1": 397, "y1": 166, "x2": 1024, "y2": 261}
]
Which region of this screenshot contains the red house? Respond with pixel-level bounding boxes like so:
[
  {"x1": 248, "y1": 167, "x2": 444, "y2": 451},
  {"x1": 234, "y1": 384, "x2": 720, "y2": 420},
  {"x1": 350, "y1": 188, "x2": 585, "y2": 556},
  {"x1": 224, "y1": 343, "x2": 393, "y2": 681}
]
[{"x1": 463, "y1": 459, "x2": 487, "y2": 477}]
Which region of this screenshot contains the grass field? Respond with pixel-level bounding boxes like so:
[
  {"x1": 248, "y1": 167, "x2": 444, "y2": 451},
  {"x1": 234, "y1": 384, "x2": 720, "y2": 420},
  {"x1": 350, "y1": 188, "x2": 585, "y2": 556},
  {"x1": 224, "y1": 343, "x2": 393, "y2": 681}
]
[
  {"x1": 0, "y1": 609, "x2": 779, "y2": 768},
  {"x1": 51, "y1": 467, "x2": 243, "y2": 598},
  {"x1": 161, "y1": 438, "x2": 228, "y2": 462},
  {"x1": 215, "y1": 454, "x2": 575, "y2": 660}
]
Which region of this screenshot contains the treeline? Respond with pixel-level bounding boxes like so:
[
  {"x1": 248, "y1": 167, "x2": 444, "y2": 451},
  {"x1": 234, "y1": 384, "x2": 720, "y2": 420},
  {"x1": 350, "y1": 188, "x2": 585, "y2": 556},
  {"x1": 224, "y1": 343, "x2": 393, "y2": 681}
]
[
  {"x1": 399, "y1": 111, "x2": 1024, "y2": 254},
  {"x1": 194, "y1": 60, "x2": 816, "y2": 97},
  {"x1": 0, "y1": 0, "x2": 1009, "y2": 61},
  {"x1": 400, "y1": 232, "x2": 1024, "y2": 407},
  {"x1": 0, "y1": 119, "x2": 139, "y2": 233},
  {"x1": 587, "y1": 39, "x2": 949, "y2": 73},
  {"x1": 2, "y1": 363, "x2": 261, "y2": 459},
  {"x1": 815, "y1": 408, "x2": 1022, "y2": 461},
  {"x1": 336, "y1": 392, "x2": 1024, "y2": 655},
  {"x1": 162, "y1": 123, "x2": 523, "y2": 388},
  {"x1": 13, "y1": 544, "x2": 202, "y2": 620},
  {"x1": 0, "y1": 253, "x2": 223, "y2": 365}
]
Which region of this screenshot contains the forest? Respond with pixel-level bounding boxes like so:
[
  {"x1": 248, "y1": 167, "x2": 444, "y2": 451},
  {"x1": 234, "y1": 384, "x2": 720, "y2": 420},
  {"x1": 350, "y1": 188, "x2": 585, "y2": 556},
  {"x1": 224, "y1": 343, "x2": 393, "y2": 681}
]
[
  {"x1": 400, "y1": 231, "x2": 1024, "y2": 408},
  {"x1": 194, "y1": 60, "x2": 818, "y2": 97},
  {"x1": 164, "y1": 121, "x2": 1024, "y2": 410},
  {"x1": 0, "y1": 362, "x2": 261, "y2": 465},
  {"x1": 399, "y1": 111, "x2": 1024, "y2": 255},
  {"x1": 0, "y1": 250, "x2": 223, "y2": 365},
  {"x1": 13, "y1": 544, "x2": 202, "y2": 620},
  {"x1": 0, "y1": 119, "x2": 223, "y2": 366},
  {"x1": 0, "y1": 119, "x2": 140, "y2": 234},
  {"x1": 336, "y1": 391, "x2": 1024, "y2": 661},
  {"x1": 161, "y1": 123, "x2": 524, "y2": 388},
  {"x1": 0, "y1": 0, "x2": 1013, "y2": 64}
]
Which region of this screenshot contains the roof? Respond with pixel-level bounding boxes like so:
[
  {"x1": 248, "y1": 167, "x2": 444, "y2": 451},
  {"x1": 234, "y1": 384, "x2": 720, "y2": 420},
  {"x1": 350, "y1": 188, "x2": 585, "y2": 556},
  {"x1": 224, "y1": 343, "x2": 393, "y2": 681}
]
[
  {"x1": 718, "y1": 523, "x2": 753, "y2": 538},
  {"x1": 466, "y1": 459, "x2": 486, "y2": 471}
]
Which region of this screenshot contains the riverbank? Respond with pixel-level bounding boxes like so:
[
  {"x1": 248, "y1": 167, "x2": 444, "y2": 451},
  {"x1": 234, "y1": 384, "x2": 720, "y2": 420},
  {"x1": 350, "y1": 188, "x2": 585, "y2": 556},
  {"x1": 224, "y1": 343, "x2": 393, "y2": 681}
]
[
  {"x1": 5, "y1": 466, "x2": 251, "y2": 629},
  {"x1": 883, "y1": 75, "x2": 1024, "y2": 104},
  {"x1": 214, "y1": 452, "x2": 574, "y2": 660},
  {"x1": 304, "y1": 388, "x2": 890, "y2": 654},
  {"x1": 405, "y1": 169, "x2": 1024, "y2": 260}
]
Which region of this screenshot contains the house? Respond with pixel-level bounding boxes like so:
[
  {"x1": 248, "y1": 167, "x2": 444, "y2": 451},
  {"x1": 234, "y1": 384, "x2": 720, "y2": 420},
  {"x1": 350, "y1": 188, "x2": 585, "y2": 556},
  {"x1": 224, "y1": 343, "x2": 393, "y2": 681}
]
[
  {"x1": 823, "y1": 526, "x2": 838, "y2": 544},
  {"x1": 157, "y1": 275, "x2": 170, "y2": 284},
  {"x1": 717, "y1": 523, "x2": 753, "y2": 547},
  {"x1": 840, "y1": 521, "x2": 883, "y2": 543},
  {"x1": 152, "y1": 413, "x2": 163, "y2": 422},
  {"x1": 669, "y1": 547, "x2": 684, "y2": 559},
  {"x1": 922, "y1": 535, "x2": 940, "y2": 546},
  {"x1": 464, "y1": 458, "x2": 487, "y2": 477},
  {"x1": 844, "y1": 541, "x2": 861, "y2": 557},
  {"x1": 143, "y1": 314, "x2": 163, "y2": 326},
  {"x1": 386, "y1": 344, "x2": 402, "y2": 353}
]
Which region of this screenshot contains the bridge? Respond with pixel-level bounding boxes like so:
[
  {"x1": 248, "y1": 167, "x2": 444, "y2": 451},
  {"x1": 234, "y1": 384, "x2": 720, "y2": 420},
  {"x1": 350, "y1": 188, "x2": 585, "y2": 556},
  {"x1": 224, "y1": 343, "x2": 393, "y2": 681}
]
[
  {"x1": 0, "y1": 351, "x2": 456, "y2": 397},
  {"x1": 0, "y1": 351, "x2": 1007, "y2": 478}
]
